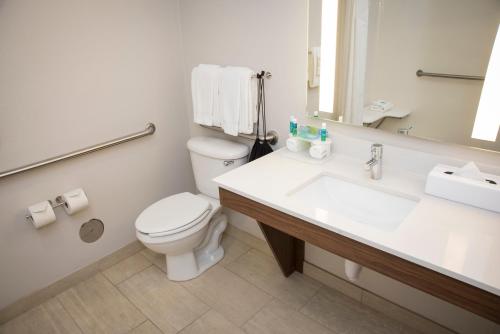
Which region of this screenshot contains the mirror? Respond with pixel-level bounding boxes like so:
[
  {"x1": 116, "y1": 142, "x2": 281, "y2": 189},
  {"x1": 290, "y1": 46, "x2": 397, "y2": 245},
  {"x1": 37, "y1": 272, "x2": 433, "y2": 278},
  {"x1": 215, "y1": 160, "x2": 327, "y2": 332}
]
[{"x1": 307, "y1": 0, "x2": 500, "y2": 152}]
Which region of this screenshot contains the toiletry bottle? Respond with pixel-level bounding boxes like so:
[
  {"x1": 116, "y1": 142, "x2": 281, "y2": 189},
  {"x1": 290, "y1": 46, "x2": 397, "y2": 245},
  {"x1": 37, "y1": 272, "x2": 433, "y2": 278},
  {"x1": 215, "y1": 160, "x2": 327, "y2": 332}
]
[
  {"x1": 292, "y1": 117, "x2": 298, "y2": 136},
  {"x1": 320, "y1": 122, "x2": 327, "y2": 141},
  {"x1": 289, "y1": 116, "x2": 295, "y2": 135}
]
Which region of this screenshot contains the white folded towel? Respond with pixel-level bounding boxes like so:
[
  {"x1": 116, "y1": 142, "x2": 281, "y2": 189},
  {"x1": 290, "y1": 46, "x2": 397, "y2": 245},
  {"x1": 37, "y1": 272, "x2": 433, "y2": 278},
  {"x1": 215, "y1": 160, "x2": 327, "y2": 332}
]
[
  {"x1": 191, "y1": 64, "x2": 221, "y2": 126},
  {"x1": 220, "y1": 66, "x2": 255, "y2": 136},
  {"x1": 309, "y1": 144, "x2": 328, "y2": 159},
  {"x1": 369, "y1": 99, "x2": 394, "y2": 112}
]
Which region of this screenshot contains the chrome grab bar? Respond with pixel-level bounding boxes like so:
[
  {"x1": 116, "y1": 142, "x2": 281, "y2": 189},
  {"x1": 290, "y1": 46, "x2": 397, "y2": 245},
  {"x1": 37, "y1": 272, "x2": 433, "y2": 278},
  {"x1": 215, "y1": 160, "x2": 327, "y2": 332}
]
[
  {"x1": 200, "y1": 125, "x2": 278, "y2": 145},
  {"x1": 416, "y1": 69, "x2": 484, "y2": 81},
  {"x1": 0, "y1": 123, "x2": 156, "y2": 179}
]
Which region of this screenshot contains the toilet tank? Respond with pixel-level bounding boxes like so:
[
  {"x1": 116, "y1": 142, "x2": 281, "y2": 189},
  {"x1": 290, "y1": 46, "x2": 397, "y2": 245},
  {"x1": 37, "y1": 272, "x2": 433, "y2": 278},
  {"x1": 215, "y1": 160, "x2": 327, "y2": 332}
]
[{"x1": 187, "y1": 137, "x2": 249, "y2": 199}]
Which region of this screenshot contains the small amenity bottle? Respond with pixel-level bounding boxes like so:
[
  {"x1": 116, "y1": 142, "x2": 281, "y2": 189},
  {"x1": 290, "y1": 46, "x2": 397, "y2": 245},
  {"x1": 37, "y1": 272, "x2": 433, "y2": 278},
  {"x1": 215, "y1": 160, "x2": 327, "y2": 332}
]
[
  {"x1": 320, "y1": 122, "x2": 327, "y2": 141},
  {"x1": 290, "y1": 116, "x2": 297, "y2": 137},
  {"x1": 290, "y1": 116, "x2": 297, "y2": 136}
]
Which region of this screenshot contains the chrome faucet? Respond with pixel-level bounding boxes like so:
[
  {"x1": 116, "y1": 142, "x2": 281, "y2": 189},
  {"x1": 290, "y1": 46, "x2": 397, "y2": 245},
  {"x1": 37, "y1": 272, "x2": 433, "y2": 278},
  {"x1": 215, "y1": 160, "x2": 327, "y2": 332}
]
[{"x1": 365, "y1": 143, "x2": 383, "y2": 180}]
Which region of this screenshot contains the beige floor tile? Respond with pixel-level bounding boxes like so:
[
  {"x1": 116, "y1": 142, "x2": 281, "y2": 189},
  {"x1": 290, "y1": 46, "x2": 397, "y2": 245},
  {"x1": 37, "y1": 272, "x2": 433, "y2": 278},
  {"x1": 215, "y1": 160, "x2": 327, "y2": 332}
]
[
  {"x1": 0, "y1": 298, "x2": 81, "y2": 334},
  {"x1": 140, "y1": 249, "x2": 166, "y2": 273},
  {"x1": 301, "y1": 287, "x2": 420, "y2": 334},
  {"x1": 361, "y1": 292, "x2": 452, "y2": 334},
  {"x1": 102, "y1": 252, "x2": 152, "y2": 285},
  {"x1": 243, "y1": 299, "x2": 333, "y2": 334},
  {"x1": 57, "y1": 273, "x2": 145, "y2": 334},
  {"x1": 118, "y1": 266, "x2": 209, "y2": 334},
  {"x1": 181, "y1": 265, "x2": 272, "y2": 326},
  {"x1": 227, "y1": 249, "x2": 321, "y2": 309},
  {"x1": 225, "y1": 224, "x2": 273, "y2": 256},
  {"x1": 128, "y1": 321, "x2": 162, "y2": 334},
  {"x1": 179, "y1": 310, "x2": 245, "y2": 334},
  {"x1": 303, "y1": 262, "x2": 363, "y2": 302},
  {"x1": 219, "y1": 234, "x2": 251, "y2": 266}
]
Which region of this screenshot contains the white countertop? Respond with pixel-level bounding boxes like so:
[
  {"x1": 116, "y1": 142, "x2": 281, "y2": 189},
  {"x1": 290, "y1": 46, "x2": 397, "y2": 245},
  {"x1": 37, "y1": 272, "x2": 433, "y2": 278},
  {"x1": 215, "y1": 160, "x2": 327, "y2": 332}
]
[{"x1": 214, "y1": 148, "x2": 500, "y2": 296}]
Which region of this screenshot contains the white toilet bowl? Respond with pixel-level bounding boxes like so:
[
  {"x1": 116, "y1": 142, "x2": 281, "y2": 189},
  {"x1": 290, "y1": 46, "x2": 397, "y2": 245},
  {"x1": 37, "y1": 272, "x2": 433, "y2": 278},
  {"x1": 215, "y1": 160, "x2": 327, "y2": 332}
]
[
  {"x1": 136, "y1": 192, "x2": 227, "y2": 281},
  {"x1": 135, "y1": 136, "x2": 249, "y2": 281}
]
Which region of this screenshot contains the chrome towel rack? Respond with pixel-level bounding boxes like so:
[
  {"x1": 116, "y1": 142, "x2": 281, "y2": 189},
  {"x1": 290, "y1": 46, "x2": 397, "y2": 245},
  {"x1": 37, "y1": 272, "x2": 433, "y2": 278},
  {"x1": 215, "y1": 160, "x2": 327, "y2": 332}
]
[
  {"x1": 416, "y1": 69, "x2": 484, "y2": 81},
  {"x1": 251, "y1": 71, "x2": 272, "y2": 79},
  {"x1": 200, "y1": 125, "x2": 279, "y2": 145},
  {"x1": 0, "y1": 123, "x2": 156, "y2": 179}
]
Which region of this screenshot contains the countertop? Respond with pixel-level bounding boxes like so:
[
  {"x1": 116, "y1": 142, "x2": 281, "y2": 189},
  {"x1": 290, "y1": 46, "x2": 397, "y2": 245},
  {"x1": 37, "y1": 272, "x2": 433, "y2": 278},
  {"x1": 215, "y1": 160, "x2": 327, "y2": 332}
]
[{"x1": 214, "y1": 148, "x2": 500, "y2": 296}]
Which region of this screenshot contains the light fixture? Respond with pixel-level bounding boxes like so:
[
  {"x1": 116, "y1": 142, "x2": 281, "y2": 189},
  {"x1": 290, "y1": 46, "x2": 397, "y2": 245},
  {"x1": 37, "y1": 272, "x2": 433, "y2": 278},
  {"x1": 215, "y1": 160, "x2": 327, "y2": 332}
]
[
  {"x1": 471, "y1": 24, "x2": 500, "y2": 142},
  {"x1": 318, "y1": 0, "x2": 339, "y2": 113}
]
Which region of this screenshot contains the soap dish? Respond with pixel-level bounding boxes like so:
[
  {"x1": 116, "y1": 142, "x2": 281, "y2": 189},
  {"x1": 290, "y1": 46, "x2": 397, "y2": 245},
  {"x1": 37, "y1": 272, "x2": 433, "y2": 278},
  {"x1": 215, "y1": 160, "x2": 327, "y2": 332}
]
[{"x1": 425, "y1": 164, "x2": 500, "y2": 213}]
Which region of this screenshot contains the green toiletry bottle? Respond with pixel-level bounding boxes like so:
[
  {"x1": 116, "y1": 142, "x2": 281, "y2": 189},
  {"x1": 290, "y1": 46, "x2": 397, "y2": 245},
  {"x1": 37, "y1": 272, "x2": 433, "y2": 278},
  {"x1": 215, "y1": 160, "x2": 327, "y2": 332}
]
[{"x1": 320, "y1": 122, "x2": 327, "y2": 141}]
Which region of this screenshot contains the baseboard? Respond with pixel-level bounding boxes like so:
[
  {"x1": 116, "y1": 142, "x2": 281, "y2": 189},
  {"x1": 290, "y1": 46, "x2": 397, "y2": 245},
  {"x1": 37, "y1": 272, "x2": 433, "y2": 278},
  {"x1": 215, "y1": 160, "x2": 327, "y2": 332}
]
[
  {"x1": 303, "y1": 262, "x2": 454, "y2": 334},
  {"x1": 0, "y1": 240, "x2": 144, "y2": 324}
]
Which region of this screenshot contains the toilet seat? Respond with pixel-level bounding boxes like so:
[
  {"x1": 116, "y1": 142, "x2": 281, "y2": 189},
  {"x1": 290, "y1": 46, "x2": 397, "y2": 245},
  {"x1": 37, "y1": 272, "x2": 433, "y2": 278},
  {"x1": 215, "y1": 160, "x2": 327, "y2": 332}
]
[{"x1": 135, "y1": 192, "x2": 212, "y2": 237}]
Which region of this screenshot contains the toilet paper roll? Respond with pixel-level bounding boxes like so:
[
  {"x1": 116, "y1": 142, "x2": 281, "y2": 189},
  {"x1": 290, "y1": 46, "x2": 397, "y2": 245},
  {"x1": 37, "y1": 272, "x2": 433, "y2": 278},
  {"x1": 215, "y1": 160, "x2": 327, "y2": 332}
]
[
  {"x1": 28, "y1": 201, "x2": 56, "y2": 229},
  {"x1": 61, "y1": 188, "x2": 89, "y2": 215}
]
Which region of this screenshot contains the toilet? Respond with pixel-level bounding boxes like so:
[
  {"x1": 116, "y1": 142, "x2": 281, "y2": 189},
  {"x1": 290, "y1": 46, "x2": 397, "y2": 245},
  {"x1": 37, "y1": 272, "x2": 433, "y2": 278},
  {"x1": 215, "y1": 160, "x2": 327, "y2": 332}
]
[{"x1": 135, "y1": 136, "x2": 249, "y2": 281}]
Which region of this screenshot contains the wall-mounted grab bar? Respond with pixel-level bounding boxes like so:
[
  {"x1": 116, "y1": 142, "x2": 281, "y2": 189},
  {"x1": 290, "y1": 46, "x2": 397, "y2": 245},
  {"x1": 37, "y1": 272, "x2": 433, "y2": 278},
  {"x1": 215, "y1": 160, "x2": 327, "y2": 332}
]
[
  {"x1": 416, "y1": 69, "x2": 484, "y2": 81},
  {"x1": 0, "y1": 123, "x2": 156, "y2": 179},
  {"x1": 200, "y1": 125, "x2": 278, "y2": 145}
]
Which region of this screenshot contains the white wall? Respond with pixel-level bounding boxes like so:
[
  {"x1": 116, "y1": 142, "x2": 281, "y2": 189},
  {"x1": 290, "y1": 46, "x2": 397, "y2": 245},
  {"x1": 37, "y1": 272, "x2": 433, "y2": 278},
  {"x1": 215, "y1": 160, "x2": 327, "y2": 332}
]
[
  {"x1": 179, "y1": 0, "x2": 308, "y2": 143},
  {"x1": 0, "y1": 0, "x2": 195, "y2": 309},
  {"x1": 178, "y1": 1, "x2": 500, "y2": 333}
]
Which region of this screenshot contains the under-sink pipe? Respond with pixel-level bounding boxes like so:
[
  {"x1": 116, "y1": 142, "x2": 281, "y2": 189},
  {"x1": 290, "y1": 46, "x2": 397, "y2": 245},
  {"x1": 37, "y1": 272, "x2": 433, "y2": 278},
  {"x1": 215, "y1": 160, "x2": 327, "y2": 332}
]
[{"x1": 345, "y1": 259, "x2": 363, "y2": 281}]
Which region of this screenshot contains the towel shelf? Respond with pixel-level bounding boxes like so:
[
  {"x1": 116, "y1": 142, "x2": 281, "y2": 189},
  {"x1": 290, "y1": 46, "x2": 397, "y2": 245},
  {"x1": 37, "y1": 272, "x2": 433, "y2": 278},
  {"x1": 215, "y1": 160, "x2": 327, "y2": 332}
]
[
  {"x1": 416, "y1": 69, "x2": 484, "y2": 81},
  {"x1": 200, "y1": 125, "x2": 278, "y2": 145},
  {"x1": 0, "y1": 123, "x2": 156, "y2": 179}
]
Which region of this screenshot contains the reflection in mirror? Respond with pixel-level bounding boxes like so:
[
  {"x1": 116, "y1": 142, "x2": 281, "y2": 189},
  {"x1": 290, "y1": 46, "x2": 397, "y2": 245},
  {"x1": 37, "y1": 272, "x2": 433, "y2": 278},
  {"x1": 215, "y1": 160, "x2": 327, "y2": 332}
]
[
  {"x1": 472, "y1": 25, "x2": 500, "y2": 142},
  {"x1": 307, "y1": 0, "x2": 500, "y2": 152}
]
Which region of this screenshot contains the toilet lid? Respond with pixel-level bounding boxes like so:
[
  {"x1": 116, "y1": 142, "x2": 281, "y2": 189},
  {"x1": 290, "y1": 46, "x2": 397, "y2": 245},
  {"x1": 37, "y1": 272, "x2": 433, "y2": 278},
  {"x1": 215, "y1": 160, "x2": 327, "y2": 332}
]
[{"x1": 135, "y1": 192, "x2": 211, "y2": 235}]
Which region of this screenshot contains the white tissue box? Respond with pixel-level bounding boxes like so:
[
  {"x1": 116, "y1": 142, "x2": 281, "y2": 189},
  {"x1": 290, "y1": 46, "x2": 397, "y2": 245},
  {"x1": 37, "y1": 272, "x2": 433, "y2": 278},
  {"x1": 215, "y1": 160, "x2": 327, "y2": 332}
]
[{"x1": 425, "y1": 164, "x2": 500, "y2": 213}]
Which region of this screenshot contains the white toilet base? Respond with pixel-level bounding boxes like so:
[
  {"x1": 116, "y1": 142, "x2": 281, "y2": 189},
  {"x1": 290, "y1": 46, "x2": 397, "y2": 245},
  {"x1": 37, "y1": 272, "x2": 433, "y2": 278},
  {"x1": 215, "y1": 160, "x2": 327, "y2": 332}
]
[{"x1": 166, "y1": 214, "x2": 227, "y2": 281}]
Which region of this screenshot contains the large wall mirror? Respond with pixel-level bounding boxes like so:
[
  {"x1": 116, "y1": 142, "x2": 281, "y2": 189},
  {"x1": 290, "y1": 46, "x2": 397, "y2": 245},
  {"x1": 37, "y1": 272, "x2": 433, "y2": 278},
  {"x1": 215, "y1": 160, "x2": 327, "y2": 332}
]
[{"x1": 307, "y1": 0, "x2": 500, "y2": 152}]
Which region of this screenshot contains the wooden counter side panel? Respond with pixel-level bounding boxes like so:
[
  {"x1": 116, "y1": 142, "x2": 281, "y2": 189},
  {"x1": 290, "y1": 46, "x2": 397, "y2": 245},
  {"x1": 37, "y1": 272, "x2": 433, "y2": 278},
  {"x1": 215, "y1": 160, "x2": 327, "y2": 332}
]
[{"x1": 219, "y1": 188, "x2": 500, "y2": 324}]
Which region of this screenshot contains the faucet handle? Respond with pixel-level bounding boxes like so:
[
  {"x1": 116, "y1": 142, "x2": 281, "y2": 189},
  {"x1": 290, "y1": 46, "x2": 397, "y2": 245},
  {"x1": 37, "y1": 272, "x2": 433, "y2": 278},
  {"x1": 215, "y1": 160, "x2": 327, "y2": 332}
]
[{"x1": 364, "y1": 159, "x2": 375, "y2": 171}]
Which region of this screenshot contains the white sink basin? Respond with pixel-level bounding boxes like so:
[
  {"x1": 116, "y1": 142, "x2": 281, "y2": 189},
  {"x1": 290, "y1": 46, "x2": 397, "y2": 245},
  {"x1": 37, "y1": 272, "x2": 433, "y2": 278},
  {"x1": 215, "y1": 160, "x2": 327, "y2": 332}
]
[{"x1": 289, "y1": 175, "x2": 418, "y2": 230}]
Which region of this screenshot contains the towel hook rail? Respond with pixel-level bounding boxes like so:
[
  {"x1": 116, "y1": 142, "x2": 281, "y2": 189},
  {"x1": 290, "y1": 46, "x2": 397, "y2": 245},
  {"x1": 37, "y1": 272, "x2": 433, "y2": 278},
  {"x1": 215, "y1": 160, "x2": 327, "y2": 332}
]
[
  {"x1": 252, "y1": 71, "x2": 272, "y2": 79},
  {"x1": 0, "y1": 123, "x2": 156, "y2": 179},
  {"x1": 200, "y1": 125, "x2": 278, "y2": 145}
]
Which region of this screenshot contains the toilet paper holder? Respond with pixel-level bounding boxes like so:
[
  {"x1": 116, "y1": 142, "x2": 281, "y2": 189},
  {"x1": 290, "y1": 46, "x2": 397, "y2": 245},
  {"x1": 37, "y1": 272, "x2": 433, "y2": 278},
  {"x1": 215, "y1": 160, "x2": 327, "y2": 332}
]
[{"x1": 25, "y1": 196, "x2": 66, "y2": 222}]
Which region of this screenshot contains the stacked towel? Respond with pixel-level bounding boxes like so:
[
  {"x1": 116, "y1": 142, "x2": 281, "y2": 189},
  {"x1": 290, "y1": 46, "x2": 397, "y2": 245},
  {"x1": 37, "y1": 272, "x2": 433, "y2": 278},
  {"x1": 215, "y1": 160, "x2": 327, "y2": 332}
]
[
  {"x1": 191, "y1": 65, "x2": 256, "y2": 136},
  {"x1": 220, "y1": 66, "x2": 255, "y2": 135},
  {"x1": 191, "y1": 64, "x2": 221, "y2": 126},
  {"x1": 369, "y1": 99, "x2": 394, "y2": 112}
]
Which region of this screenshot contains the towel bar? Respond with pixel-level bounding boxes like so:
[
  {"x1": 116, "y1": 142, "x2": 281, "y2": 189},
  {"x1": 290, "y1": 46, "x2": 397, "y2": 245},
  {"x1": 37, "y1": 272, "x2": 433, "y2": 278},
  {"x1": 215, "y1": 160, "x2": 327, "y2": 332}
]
[
  {"x1": 0, "y1": 123, "x2": 156, "y2": 179},
  {"x1": 251, "y1": 71, "x2": 272, "y2": 79},
  {"x1": 416, "y1": 69, "x2": 484, "y2": 81},
  {"x1": 200, "y1": 125, "x2": 278, "y2": 145}
]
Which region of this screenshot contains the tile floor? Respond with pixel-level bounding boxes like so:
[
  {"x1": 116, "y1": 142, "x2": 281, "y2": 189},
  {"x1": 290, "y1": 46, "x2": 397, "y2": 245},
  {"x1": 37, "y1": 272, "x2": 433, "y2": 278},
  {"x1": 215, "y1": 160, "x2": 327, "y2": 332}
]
[{"x1": 0, "y1": 233, "x2": 423, "y2": 334}]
